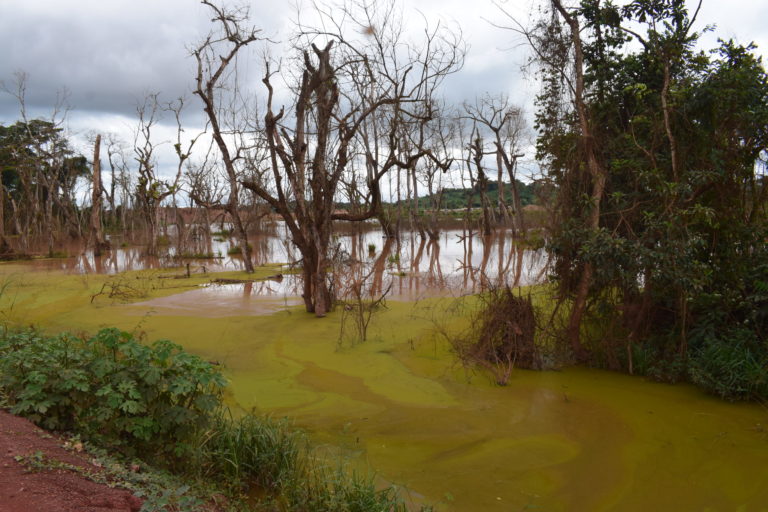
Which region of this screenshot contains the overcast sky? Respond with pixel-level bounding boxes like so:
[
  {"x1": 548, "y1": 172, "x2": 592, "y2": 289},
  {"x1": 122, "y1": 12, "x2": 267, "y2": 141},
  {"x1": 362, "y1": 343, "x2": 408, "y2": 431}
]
[{"x1": 1, "y1": 0, "x2": 766, "y2": 185}]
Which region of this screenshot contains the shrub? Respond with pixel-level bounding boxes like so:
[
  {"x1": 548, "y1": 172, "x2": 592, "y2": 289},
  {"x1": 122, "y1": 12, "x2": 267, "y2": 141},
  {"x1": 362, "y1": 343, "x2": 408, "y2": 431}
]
[
  {"x1": 0, "y1": 328, "x2": 226, "y2": 458},
  {"x1": 688, "y1": 328, "x2": 768, "y2": 401},
  {"x1": 227, "y1": 243, "x2": 252, "y2": 256},
  {"x1": 286, "y1": 467, "x2": 417, "y2": 512},
  {"x1": 449, "y1": 288, "x2": 539, "y2": 385}
]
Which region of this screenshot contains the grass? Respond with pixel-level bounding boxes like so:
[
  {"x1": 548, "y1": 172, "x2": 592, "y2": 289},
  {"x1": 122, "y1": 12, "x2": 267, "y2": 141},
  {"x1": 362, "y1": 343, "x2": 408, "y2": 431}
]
[{"x1": 187, "y1": 410, "x2": 429, "y2": 510}]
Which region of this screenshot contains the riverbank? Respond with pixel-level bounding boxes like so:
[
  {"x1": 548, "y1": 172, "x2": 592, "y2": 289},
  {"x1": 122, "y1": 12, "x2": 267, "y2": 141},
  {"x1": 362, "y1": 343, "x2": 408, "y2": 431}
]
[{"x1": 0, "y1": 409, "x2": 142, "y2": 512}]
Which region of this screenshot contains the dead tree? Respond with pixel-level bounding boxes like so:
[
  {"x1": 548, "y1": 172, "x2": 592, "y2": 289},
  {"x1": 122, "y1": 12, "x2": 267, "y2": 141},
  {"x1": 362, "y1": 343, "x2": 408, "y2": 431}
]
[
  {"x1": 467, "y1": 125, "x2": 494, "y2": 236},
  {"x1": 241, "y1": 0, "x2": 463, "y2": 316},
  {"x1": 192, "y1": 0, "x2": 262, "y2": 273},
  {"x1": 412, "y1": 104, "x2": 459, "y2": 240},
  {"x1": 88, "y1": 134, "x2": 110, "y2": 255},
  {"x1": 464, "y1": 94, "x2": 528, "y2": 233}
]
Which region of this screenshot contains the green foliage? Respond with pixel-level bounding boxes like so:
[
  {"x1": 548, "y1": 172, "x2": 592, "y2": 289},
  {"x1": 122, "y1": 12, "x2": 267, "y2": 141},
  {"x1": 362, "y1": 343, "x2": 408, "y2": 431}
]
[
  {"x1": 189, "y1": 412, "x2": 426, "y2": 510},
  {"x1": 0, "y1": 328, "x2": 225, "y2": 457},
  {"x1": 689, "y1": 329, "x2": 768, "y2": 401},
  {"x1": 0, "y1": 120, "x2": 87, "y2": 200},
  {"x1": 536, "y1": 0, "x2": 768, "y2": 399},
  {"x1": 196, "y1": 413, "x2": 304, "y2": 492},
  {"x1": 227, "y1": 243, "x2": 252, "y2": 256},
  {"x1": 422, "y1": 181, "x2": 536, "y2": 210},
  {"x1": 285, "y1": 468, "x2": 418, "y2": 512}
]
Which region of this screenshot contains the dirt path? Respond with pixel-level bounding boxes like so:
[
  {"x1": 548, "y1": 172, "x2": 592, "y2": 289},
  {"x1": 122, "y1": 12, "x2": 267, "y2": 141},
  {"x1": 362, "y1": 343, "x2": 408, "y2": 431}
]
[{"x1": 0, "y1": 410, "x2": 142, "y2": 512}]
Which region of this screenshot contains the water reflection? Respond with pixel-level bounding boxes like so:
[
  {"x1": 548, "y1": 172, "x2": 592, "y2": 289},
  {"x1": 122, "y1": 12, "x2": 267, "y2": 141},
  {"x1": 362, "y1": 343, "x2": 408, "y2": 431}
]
[{"x1": 25, "y1": 224, "x2": 548, "y2": 305}]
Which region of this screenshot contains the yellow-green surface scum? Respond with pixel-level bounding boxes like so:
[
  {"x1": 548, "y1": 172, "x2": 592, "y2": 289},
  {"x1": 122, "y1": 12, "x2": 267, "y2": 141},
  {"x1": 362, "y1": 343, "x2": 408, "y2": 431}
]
[{"x1": 2, "y1": 262, "x2": 767, "y2": 511}]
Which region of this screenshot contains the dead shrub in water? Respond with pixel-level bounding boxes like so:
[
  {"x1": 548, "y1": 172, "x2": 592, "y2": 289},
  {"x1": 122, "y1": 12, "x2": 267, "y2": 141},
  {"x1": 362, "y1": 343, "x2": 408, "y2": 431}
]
[{"x1": 452, "y1": 287, "x2": 539, "y2": 385}]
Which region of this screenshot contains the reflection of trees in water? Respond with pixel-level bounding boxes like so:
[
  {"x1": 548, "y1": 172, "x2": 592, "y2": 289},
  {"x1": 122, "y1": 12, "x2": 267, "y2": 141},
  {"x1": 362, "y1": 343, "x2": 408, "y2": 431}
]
[
  {"x1": 426, "y1": 239, "x2": 445, "y2": 288},
  {"x1": 26, "y1": 226, "x2": 549, "y2": 301},
  {"x1": 452, "y1": 229, "x2": 544, "y2": 294}
]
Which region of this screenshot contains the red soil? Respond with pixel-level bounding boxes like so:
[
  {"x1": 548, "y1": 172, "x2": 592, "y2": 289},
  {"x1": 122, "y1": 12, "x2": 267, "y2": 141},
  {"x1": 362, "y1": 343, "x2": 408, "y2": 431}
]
[{"x1": 0, "y1": 410, "x2": 142, "y2": 512}]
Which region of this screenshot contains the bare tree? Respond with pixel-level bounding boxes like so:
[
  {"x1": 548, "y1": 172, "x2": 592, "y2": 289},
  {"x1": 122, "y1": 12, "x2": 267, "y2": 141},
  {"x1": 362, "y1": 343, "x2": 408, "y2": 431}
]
[
  {"x1": 412, "y1": 103, "x2": 459, "y2": 240},
  {"x1": 192, "y1": 0, "x2": 263, "y2": 273},
  {"x1": 466, "y1": 124, "x2": 494, "y2": 236},
  {"x1": 133, "y1": 94, "x2": 198, "y2": 256},
  {"x1": 185, "y1": 141, "x2": 227, "y2": 238},
  {"x1": 104, "y1": 133, "x2": 131, "y2": 232},
  {"x1": 88, "y1": 134, "x2": 109, "y2": 255},
  {"x1": 239, "y1": 0, "x2": 463, "y2": 316},
  {"x1": 464, "y1": 94, "x2": 527, "y2": 233}
]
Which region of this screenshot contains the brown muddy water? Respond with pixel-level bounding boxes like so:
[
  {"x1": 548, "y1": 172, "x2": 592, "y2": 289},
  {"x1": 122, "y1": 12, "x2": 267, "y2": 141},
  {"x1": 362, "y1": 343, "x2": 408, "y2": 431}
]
[
  {"x1": 3, "y1": 226, "x2": 768, "y2": 511},
  {"x1": 28, "y1": 225, "x2": 548, "y2": 313}
]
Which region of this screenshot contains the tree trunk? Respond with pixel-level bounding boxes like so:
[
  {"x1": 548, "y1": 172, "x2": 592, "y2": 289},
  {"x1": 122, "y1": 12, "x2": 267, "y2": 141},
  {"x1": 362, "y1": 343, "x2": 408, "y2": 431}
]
[
  {"x1": 553, "y1": 0, "x2": 607, "y2": 359},
  {"x1": 228, "y1": 204, "x2": 253, "y2": 273},
  {"x1": 45, "y1": 190, "x2": 55, "y2": 257},
  {"x1": 496, "y1": 144, "x2": 509, "y2": 224},
  {"x1": 0, "y1": 183, "x2": 10, "y2": 256},
  {"x1": 146, "y1": 205, "x2": 159, "y2": 256},
  {"x1": 89, "y1": 134, "x2": 109, "y2": 256},
  {"x1": 478, "y1": 173, "x2": 493, "y2": 237}
]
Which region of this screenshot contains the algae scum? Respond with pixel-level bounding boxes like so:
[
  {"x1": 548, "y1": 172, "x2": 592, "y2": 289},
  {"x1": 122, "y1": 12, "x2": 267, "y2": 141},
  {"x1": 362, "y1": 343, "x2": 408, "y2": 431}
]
[{"x1": 2, "y1": 250, "x2": 768, "y2": 511}]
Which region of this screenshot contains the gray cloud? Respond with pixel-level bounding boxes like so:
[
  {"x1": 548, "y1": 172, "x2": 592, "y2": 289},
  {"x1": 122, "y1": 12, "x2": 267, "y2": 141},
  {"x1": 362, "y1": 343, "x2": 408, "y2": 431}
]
[{"x1": 1, "y1": 0, "x2": 765, "y2": 172}]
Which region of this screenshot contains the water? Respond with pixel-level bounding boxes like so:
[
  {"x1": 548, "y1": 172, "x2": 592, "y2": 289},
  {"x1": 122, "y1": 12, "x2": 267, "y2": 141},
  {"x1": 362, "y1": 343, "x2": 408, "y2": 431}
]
[
  {"x1": 4, "y1": 227, "x2": 766, "y2": 511},
  {"x1": 28, "y1": 225, "x2": 548, "y2": 313}
]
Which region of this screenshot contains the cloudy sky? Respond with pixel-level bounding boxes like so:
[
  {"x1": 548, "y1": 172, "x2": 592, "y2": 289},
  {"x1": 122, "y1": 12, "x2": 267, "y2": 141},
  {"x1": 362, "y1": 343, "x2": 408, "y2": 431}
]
[{"x1": 1, "y1": 0, "x2": 766, "y2": 185}]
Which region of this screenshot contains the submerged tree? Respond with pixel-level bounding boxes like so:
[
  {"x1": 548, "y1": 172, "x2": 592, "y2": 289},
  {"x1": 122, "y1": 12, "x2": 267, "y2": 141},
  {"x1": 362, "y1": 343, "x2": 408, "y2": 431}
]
[
  {"x1": 219, "y1": 0, "x2": 464, "y2": 316},
  {"x1": 1, "y1": 74, "x2": 88, "y2": 255},
  {"x1": 463, "y1": 94, "x2": 528, "y2": 233},
  {"x1": 88, "y1": 134, "x2": 110, "y2": 256},
  {"x1": 192, "y1": 1, "x2": 262, "y2": 273}
]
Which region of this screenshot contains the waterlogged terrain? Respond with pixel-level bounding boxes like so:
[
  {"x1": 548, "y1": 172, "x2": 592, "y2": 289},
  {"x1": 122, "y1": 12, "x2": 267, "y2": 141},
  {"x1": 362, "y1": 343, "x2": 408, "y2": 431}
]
[{"x1": 2, "y1": 230, "x2": 767, "y2": 511}]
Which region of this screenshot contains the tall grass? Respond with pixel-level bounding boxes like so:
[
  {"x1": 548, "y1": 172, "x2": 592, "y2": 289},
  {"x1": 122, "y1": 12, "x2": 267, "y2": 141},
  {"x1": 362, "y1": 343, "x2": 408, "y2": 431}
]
[
  {"x1": 195, "y1": 412, "x2": 304, "y2": 492},
  {"x1": 190, "y1": 412, "x2": 428, "y2": 510}
]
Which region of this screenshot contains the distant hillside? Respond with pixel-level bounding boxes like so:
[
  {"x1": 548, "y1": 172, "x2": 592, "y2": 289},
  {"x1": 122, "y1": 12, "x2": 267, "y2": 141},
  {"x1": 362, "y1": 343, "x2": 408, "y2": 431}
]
[
  {"x1": 334, "y1": 181, "x2": 540, "y2": 211},
  {"x1": 422, "y1": 180, "x2": 536, "y2": 210}
]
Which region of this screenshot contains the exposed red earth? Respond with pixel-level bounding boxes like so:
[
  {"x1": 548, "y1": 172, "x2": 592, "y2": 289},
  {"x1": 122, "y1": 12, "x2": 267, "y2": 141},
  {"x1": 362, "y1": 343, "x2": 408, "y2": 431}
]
[{"x1": 0, "y1": 410, "x2": 142, "y2": 512}]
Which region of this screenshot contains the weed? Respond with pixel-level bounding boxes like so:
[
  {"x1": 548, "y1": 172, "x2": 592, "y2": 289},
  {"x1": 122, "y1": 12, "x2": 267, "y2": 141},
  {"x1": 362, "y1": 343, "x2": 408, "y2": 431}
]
[{"x1": 0, "y1": 328, "x2": 225, "y2": 459}]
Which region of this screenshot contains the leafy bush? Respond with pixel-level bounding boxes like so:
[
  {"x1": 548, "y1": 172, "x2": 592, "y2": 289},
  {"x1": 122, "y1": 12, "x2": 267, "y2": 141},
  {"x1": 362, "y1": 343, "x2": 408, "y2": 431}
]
[
  {"x1": 227, "y1": 243, "x2": 252, "y2": 256},
  {"x1": 689, "y1": 328, "x2": 768, "y2": 401},
  {"x1": 0, "y1": 328, "x2": 225, "y2": 457}
]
